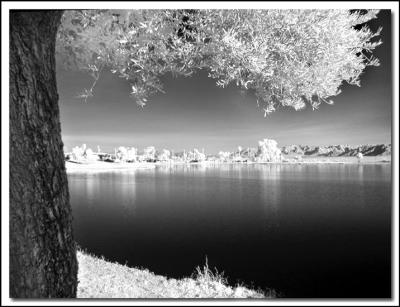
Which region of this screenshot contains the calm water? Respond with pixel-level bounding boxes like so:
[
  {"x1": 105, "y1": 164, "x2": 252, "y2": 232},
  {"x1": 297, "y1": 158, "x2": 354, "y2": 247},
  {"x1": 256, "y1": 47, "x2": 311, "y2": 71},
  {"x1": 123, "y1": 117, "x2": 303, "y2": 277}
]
[{"x1": 68, "y1": 164, "x2": 392, "y2": 298}]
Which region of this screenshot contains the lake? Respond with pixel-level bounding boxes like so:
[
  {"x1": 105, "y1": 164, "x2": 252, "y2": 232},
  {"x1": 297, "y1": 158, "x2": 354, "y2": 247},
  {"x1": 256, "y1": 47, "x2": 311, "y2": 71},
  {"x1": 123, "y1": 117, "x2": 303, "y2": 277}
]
[{"x1": 68, "y1": 163, "x2": 392, "y2": 298}]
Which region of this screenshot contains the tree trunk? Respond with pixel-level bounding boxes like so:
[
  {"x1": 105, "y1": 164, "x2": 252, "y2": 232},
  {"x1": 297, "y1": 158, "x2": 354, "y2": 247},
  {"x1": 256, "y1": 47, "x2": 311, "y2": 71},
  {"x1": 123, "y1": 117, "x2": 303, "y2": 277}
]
[{"x1": 9, "y1": 10, "x2": 77, "y2": 298}]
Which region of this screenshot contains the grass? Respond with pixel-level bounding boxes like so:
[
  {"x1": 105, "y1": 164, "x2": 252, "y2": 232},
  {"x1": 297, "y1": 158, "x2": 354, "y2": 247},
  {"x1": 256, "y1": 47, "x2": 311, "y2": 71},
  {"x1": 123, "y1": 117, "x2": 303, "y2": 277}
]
[
  {"x1": 193, "y1": 256, "x2": 227, "y2": 285},
  {"x1": 77, "y1": 251, "x2": 270, "y2": 299}
]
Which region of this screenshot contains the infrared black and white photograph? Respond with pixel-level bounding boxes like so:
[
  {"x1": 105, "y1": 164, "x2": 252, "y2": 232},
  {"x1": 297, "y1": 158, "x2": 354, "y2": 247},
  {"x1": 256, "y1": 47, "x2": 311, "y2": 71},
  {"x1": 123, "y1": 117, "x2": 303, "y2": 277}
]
[{"x1": 2, "y1": 1, "x2": 399, "y2": 305}]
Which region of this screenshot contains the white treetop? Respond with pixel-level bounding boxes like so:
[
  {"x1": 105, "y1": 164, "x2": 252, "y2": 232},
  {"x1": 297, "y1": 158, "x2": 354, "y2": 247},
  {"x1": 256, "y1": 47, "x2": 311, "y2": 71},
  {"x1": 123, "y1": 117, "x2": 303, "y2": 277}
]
[{"x1": 57, "y1": 9, "x2": 382, "y2": 114}]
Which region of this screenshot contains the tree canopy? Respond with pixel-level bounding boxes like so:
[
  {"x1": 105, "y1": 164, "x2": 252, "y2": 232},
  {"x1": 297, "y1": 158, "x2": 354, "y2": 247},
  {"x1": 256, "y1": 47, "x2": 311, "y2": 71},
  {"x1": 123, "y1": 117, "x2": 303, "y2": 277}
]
[{"x1": 56, "y1": 9, "x2": 382, "y2": 115}]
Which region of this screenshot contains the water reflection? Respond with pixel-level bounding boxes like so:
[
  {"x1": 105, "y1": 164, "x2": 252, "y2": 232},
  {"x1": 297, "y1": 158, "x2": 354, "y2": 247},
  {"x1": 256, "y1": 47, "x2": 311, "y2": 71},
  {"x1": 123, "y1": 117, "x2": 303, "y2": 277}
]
[
  {"x1": 69, "y1": 170, "x2": 138, "y2": 216},
  {"x1": 68, "y1": 164, "x2": 391, "y2": 298},
  {"x1": 258, "y1": 165, "x2": 281, "y2": 229}
]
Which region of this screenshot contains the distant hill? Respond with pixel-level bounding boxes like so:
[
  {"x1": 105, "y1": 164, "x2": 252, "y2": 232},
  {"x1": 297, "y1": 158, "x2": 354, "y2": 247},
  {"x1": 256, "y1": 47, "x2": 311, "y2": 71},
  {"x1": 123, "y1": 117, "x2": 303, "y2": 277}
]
[{"x1": 281, "y1": 144, "x2": 391, "y2": 157}]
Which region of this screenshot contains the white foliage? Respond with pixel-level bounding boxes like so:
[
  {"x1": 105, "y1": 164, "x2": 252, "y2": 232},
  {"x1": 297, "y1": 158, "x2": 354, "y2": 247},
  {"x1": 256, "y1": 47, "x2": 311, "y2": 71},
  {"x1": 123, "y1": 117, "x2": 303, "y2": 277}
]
[
  {"x1": 158, "y1": 149, "x2": 171, "y2": 161},
  {"x1": 71, "y1": 144, "x2": 98, "y2": 161},
  {"x1": 71, "y1": 146, "x2": 84, "y2": 160},
  {"x1": 143, "y1": 146, "x2": 156, "y2": 160},
  {"x1": 85, "y1": 148, "x2": 98, "y2": 161},
  {"x1": 58, "y1": 9, "x2": 382, "y2": 113},
  {"x1": 116, "y1": 146, "x2": 128, "y2": 161},
  {"x1": 127, "y1": 147, "x2": 138, "y2": 161},
  {"x1": 256, "y1": 139, "x2": 282, "y2": 162},
  {"x1": 218, "y1": 151, "x2": 231, "y2": 162},
  {"x1": 193, "y1": 148, "x2": 206, "y2": 161}
]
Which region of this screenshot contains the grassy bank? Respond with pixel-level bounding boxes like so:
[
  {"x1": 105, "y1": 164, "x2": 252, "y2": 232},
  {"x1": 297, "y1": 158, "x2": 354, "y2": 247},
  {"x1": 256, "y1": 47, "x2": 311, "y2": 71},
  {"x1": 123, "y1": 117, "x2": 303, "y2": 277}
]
[{"x1": 77, "y1": 251, "x2": 270, "y2": 299}]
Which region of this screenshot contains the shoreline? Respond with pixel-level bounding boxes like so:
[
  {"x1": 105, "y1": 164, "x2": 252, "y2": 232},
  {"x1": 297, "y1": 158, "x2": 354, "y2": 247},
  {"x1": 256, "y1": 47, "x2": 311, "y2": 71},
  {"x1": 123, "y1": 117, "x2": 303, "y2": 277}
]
[
  {"x1": 66, "y1": 161, "x2": 156, "y2": 172},
  {"x1": 66, "y1": 157, "x2": 391, "y2": 172}
]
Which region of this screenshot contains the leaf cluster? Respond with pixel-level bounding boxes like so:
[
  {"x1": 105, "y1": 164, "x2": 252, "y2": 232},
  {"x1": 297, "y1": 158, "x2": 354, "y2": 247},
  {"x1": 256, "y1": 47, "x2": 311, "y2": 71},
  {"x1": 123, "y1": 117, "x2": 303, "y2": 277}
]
[{"x1": 57, "y1": 9, "x2": 382, "y2": 113}]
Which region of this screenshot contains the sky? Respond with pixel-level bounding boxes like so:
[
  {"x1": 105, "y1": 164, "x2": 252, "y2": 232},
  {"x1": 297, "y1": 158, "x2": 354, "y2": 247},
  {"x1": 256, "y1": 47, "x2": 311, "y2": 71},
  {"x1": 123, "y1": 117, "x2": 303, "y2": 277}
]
[{"x1": 57, "y1": 10, "x2": 392, "y2": 154}]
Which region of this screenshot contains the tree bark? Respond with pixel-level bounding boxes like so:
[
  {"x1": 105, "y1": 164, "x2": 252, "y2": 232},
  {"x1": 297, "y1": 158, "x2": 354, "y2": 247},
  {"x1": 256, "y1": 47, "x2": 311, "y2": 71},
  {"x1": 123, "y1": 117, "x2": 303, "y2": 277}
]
[{"x1": 10, "y1": 10, "x2": 77, "y2": 298}]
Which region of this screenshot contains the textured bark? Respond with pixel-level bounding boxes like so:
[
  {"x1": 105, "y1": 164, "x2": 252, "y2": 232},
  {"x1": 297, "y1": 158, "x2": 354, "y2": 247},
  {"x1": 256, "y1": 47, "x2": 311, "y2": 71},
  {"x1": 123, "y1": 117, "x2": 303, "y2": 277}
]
[{"x1": 10, "y1": 10, "x2": 77, "y2": 298}]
